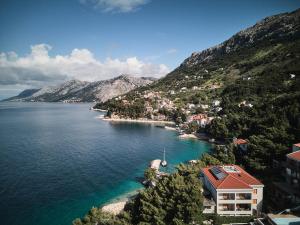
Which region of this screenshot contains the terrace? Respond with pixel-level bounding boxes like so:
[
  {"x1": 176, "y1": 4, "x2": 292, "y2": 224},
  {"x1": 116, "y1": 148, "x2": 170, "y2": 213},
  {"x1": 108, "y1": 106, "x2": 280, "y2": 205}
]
[
  {"x1": 236, "y1": 203, "x2": 251, "y2": 211},
  {"x1": 219, "y1": 204, "x2": 235, "y2": 211},
  {"x1": 236, "y1": 193, "x2": 252, "y2": 200},
  {"x1": 219, "y1": 193, "x2": 235, "y2": 200}
]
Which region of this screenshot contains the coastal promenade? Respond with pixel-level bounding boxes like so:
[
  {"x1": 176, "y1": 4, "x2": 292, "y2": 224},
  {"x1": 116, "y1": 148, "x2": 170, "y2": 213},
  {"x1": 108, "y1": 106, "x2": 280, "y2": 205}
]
[{"x1": 101, "y1": 117, "x2": 175, "y2": 125}]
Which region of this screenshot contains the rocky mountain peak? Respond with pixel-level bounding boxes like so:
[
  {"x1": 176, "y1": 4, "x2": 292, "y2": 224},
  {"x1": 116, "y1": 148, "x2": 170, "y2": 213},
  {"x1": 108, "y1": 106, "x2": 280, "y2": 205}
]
[{"x1": 182, "y1": 8, "x2": 300, "y2": 67}]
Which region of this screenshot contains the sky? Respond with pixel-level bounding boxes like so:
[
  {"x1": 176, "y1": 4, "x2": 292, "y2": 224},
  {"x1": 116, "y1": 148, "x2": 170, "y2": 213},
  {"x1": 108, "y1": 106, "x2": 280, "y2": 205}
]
[{"x1": 0, "y1": 0, "x2": 299, "y2": 99}]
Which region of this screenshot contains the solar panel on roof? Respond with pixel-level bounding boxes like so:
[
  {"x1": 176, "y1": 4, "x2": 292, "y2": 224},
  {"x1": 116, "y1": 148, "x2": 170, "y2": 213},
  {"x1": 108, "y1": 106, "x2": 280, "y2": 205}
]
[{"x1": 210, "y1": 166, "x2": 227, "y2": 180}]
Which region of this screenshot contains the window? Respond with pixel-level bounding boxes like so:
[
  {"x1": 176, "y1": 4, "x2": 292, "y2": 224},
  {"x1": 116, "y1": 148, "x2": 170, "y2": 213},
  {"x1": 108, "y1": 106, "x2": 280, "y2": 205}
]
[
  {"x1": 253, "y1": 189, "x2": 257, "y2": 194},
  {"x1": 253, "y1": 199, "x2": 257, "y2": 204}
]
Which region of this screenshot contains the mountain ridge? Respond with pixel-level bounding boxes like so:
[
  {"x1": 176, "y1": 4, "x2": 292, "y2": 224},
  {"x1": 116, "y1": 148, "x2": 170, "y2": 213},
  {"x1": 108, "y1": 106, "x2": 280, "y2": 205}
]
[
  {"x1": 182, "y1": 9, "x2": 300, "y2": 67},
  {"x1": 3, "y1": 75, "x2": 155, "y2": 103}
]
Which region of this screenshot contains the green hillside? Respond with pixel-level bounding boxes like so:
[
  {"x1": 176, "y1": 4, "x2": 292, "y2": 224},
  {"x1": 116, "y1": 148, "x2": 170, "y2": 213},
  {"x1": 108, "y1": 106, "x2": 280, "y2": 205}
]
[{"x1": 95, "y1": 8, "x2": 300, "y2": 170}]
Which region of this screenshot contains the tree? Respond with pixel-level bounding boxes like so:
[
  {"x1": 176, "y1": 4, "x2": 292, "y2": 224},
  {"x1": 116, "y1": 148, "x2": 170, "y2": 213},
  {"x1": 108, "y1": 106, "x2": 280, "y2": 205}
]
[
  {"x1": 144, "y1": 168, "x2": 157, "y2": 181},
  {"x1": 206, "y1": 118, "x2": 229, "y2": 140},
  {"x1": 214, "y1": 144, "x2": 236, "y2": 164}
]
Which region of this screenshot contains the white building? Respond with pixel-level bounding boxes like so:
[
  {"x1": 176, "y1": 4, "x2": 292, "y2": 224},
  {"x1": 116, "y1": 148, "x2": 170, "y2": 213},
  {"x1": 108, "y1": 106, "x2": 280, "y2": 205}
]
[
  {"x1": 212, "y1": 100, "x2": 221, "y2": 106},
  {"x1": 201, "y1": 165, "x2": 264, "y2": 216}
]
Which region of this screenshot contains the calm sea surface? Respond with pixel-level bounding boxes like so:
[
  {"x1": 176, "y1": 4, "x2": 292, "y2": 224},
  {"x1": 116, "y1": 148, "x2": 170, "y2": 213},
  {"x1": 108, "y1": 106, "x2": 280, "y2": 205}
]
[{"x1": 0, "y1": 102, "x2": 211, "y2": 225}]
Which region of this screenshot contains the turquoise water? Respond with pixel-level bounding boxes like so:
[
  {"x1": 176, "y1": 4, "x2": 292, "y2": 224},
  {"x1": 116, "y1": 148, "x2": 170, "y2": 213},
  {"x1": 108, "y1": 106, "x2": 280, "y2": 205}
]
[
  {"x1": 0, "y1": 102, "x2": 211, "y2": 225},
  {"x1": 272, "y1": 218, "x2": 300, "y2": 225}
]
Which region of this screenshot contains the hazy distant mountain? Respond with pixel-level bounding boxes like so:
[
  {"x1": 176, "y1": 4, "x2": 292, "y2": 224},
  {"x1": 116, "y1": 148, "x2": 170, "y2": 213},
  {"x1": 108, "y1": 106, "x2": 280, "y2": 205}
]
[
  {"x1": 3, "y1": 89, "x2": 41, "y2": 102},
  {"x1": 3, "y1": 75, "x2": 155, "y2": 103}
]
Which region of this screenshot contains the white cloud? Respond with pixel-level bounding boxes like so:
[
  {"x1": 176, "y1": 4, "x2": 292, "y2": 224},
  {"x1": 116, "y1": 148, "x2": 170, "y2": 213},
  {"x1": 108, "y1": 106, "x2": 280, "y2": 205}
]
[
  {"x1": 0, "y1": 43, "x2": 170, "y2": 89},
  {"x1": 80, "y1": 0, "x2": 150, "y2": 13}
]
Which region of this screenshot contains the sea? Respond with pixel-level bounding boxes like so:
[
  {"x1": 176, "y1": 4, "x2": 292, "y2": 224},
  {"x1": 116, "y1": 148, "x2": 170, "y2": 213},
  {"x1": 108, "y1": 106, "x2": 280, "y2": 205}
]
[{"x1": 0, "y1": 102, "x2": 211, "y2": 225}]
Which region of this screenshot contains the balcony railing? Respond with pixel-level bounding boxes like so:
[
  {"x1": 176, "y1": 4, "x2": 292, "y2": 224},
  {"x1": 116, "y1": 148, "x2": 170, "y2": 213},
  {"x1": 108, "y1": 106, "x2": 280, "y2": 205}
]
[
  {"x1": 236, "y1": 193, "x2": 252, "y2": 200},
  {"x1": 236, "y1": 204, "x2": 251, "y2": 211},
  {"x1": 219, "y1": 204, "x2": 235, "y2": 211},
  {"x1": 219, "y1": 193, "x2": 235, "y2": 200}
]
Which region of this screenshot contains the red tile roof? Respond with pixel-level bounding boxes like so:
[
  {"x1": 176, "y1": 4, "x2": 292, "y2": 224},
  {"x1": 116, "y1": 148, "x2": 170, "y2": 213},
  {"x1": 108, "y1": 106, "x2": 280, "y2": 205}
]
[
  {"x1": 287, "y1": 150, "x2": 300, "y2": 161},
  {"x1": 294, "y1": 143, "x2": 300, "y2": 148},
  {"x1": 191, "y1": 114, "x2": 207, "y2": 121},
  {"x1": 201, "y1": 165, "x2": 263, "y2": 189},
  {"x1": 234, "y1": 139, "x2": 248, "y2": 145}
]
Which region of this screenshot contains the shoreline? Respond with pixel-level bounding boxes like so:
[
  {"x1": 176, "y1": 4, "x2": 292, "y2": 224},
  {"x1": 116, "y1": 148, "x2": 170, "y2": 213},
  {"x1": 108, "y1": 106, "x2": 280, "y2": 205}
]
[
  {"x1": 102, "y1": 117, "x2": 175, "y2": 125},
  {"x1": 91, "y1": 108, "x2": 107, "y2": 112},
  {"x1": 101, "y1": 188, "x2": 142, "y2": 215},
  {"x1": 97, "y1": 118, "x2": 211, "y2": 215},
  {"x1": 178, "y1": 133, "x2": 198, "y2": 139},
  {"x1": 101, "y1": 201, "x2": 127, "y2": 215}
]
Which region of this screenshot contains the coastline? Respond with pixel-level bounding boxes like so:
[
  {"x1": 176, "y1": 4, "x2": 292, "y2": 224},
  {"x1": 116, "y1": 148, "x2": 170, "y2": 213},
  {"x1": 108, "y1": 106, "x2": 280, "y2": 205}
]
[
  {"x1": 101, "y1": 188, "x2": 142, "y2": 215},
  {"x1": 178, "y1": 133, "x2": 198, "y2": 139},
  {"x1": 101, "y1": 117, "x2": 175, "y2": 125},
  {"x1": 101, "y1": 201, "x2": 127, "y2": 215},
  {"x1": 91, "y1": 108, "x2": 107, "y2": 112},
  {"x1": 96, "y1": 115, "x2": 211, "y2": 216}
]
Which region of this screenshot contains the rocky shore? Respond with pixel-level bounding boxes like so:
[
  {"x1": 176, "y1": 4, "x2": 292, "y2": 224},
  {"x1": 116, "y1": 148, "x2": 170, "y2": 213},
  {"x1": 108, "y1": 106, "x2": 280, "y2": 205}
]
[
  {"x1": 101, "y1": 201, "x2": 127, "y2": 215},
  {"x1": 102, "y1": 117, "x2": 175, "y2": 125}
]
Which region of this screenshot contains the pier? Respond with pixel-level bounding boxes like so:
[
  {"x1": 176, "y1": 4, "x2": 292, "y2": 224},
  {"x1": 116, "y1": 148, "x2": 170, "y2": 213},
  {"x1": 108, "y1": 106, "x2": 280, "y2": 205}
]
[{"x1": 150, "y1": 159, "x2": 161, "y2": 171}]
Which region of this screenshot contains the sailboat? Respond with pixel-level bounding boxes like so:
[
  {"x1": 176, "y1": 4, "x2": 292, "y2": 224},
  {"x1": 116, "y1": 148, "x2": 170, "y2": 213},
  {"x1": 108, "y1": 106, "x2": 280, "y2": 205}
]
[{"x1": 161, "y1": 148, "x2": 167, "y2": 167}]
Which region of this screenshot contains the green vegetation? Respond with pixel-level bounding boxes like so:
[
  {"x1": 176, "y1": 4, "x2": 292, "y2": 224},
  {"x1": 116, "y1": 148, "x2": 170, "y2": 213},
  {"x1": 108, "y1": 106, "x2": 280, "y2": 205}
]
[
  {"x1": 86, "y1": 9, "x2": 300, "y2": 223},
  {"x1": 73, "y1": 150, "x2": 243, "y2": 225},
  {"x1": 73, "y1": 166, "x2": 204, "y2": 225}
]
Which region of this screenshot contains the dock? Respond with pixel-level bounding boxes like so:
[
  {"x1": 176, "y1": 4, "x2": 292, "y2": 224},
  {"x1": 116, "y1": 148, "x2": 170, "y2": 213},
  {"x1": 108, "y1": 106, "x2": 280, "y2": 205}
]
[{"x1": 150, "y1": 159, "x2": 161, "y2": 171}]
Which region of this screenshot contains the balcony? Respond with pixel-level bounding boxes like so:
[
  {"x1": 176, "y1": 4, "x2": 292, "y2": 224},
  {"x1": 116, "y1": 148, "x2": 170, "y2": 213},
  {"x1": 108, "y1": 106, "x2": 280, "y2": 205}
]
[
  {"x1": 236, "y1": 203, "x2": 251, "y2": 211},
  {"x1": 236, "y1": 193, "x2": 252, "y2": 200},
  {"x1": 219, "y1": 193, "x2": 235, "y2": 200},
  {"x1": 219, "y1": 204, "x2": 235, "y2": 211}
]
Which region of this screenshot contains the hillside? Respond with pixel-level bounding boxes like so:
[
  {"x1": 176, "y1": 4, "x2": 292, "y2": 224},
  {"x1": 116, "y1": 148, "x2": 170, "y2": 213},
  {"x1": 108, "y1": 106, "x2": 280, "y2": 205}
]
[
  {"x1": 95, "y1": 9, "x2": 300, "y2": 120},
  {"x1": 3, "y1": 75, "x2": 154, "y2": 103},
  {"x1": 95, "y1": 9, "x2": 300, "y2": 170}
]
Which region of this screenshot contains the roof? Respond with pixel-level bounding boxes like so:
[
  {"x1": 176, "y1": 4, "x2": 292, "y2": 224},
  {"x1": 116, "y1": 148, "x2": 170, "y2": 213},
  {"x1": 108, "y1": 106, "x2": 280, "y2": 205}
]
[
  {"x1": 287, "y1": 150, "x2": 300, "y2": 161},
  {"x1": 234, "y1": 139, "x2": 248, "y2": 145},
  {"x1": 294, "y1": 143, "x2": 300, "y2": 148},
  {"x1": 201, "y1": 165, "x2": 263, "y2": 189},
  {"x1": 191, "y1": 114, "x2": 207, "y2": 120}
]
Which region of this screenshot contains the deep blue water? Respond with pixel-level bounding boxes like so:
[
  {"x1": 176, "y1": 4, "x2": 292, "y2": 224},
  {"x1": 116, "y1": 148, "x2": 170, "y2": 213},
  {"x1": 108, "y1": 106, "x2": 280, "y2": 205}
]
[{"x1": 0, "y1": 102, "x2": 211, "y2": 225}]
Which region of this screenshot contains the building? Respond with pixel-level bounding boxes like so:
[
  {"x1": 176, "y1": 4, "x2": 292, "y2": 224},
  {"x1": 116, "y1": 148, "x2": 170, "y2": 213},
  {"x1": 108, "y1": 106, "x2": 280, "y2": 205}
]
[
  {"x1": 233, "y1": 138, "x2": 248, "y2": 153},
  {"x1": 187, "y1": 114, "x2": 213, "y2": 127},
  {"x1": 212, "y1": 100, "x2": 221, "y2": 106},
  {"x1": 200, "y1": 165, "x2": 264, "y2": 216},
  {"x1": 293, "y1": 143, "x2": 300, "y2": 152},
  {"x1": 272, "y1": 145, "x2": 300, "y2": 209},
  {"x1": 286, "y1": 150, "x2": 300, "y2": 186}
]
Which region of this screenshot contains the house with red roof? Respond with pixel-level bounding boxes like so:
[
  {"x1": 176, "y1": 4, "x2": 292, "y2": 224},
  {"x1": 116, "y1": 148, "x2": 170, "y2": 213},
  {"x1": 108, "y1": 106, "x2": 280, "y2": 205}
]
[
  {"x1": 293, "y1": 143, "x2": 300, "y2": 152},
  {"x1": 285, "y1": 150, "x2": 300, "y2": 200},
  {"x1": 233, "y1": 138, "x2": 248, "y2": 152},
  {"x1": 200, "y1": 165, "x2": 264, "y2": 216},
  {"x1": 272, "y1": 145, "x2": 300, "y2": 209},
  {"x1": 187, "y1": 114, "x2": 214, "y2": 128}
]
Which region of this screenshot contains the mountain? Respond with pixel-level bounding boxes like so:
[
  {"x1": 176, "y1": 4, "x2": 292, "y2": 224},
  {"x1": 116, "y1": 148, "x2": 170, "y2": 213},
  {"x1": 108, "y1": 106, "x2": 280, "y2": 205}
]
[
  {"x1": 3, "y1": 75, "x2": 155, "y2": 103},
  {"x1": 95, "y1": 8, "x2": 300, "y2": 141},
  {"x1": 3, "y1": 89, "x2": 41, "y2": 101},
  {"x1": 96, "y1": 9, "x2": 300, "y2": 112},
  {"x1": 151, "y1": 8, "x2": 299, "y2": 92}
]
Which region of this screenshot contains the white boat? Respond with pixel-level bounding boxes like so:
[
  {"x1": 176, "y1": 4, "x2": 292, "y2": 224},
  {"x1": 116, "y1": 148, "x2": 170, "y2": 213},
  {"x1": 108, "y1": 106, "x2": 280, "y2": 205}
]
[{"x1": 161, "y1": 148, "x2": 167, "y2": 167}]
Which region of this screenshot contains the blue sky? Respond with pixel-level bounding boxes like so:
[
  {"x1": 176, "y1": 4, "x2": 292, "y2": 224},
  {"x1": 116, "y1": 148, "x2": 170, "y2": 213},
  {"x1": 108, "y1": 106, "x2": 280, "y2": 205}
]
[{"x1": 0, "y1": 0, "x2": 299, "y2": 99}]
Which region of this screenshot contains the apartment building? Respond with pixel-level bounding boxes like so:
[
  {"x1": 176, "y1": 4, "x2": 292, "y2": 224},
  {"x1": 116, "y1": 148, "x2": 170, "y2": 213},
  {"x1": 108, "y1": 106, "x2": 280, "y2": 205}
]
[
  {"x1": 273, "y1": 148, "x2": 300, "y2": 207},
  {"x1": 200, "y1": 165, "x2": 264, "y2": 216}
]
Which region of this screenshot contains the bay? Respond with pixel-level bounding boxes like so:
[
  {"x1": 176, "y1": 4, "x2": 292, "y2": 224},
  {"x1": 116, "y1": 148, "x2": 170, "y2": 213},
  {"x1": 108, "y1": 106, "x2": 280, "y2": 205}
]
[{"x1": 0, "y1": 102, "x2": 211, "y2": 225}]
